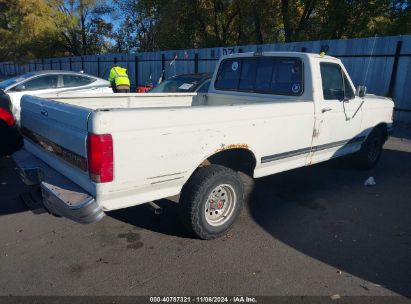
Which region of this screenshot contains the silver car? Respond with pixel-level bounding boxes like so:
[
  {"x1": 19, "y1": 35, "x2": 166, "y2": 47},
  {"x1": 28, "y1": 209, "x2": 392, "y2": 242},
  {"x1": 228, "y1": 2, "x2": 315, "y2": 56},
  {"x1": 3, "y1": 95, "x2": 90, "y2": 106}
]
[{"x1": 0, "y1": 70, "x2": 111, "y2": 123}]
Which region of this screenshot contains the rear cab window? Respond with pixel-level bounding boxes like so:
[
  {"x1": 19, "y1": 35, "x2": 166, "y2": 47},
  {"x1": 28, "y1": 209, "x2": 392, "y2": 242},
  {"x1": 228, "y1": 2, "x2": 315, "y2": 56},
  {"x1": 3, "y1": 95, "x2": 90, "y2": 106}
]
[{"x1": 214, "y1": 56, "x2": 303, "y2": 96}]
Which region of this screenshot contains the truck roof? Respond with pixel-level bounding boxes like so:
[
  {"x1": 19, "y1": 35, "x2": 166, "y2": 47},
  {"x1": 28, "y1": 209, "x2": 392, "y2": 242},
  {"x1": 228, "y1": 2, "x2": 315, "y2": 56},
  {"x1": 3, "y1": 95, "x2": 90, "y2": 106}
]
[{"x1": 220, "y1": 51, "x2": 340, "y2": 61}]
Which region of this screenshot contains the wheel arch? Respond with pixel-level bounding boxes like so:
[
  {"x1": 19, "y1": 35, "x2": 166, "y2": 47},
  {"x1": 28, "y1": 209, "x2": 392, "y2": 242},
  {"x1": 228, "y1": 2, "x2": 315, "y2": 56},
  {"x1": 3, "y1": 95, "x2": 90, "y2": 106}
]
[
  {"x1": 369, "y1": 122, "x2": 389, "y2": 142},
  {"x1": 188, "y1": 146, "x2": 258, "y2": 181}
]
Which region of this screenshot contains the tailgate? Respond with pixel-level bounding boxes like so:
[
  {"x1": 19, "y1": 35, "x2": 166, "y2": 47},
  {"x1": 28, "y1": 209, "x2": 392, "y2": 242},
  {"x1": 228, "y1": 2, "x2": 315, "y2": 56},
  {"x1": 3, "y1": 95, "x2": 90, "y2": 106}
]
[{"x1": 20, "y1": 95, "x2": 94, "y2": 193}]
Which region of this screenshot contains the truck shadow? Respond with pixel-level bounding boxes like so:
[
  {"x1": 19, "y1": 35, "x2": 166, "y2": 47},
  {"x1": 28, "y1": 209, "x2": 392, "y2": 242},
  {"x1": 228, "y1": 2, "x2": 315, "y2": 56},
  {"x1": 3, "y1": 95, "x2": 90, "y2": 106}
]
[
  {"x1": 0, "y1": 156, "x2": 31, "y2": 216},
  {"x1": 108, "y1": 199, "x2": 193, "y2": 238},
  {"x1": 247, "y1": 146, "x2": 411, "y2": 296}
]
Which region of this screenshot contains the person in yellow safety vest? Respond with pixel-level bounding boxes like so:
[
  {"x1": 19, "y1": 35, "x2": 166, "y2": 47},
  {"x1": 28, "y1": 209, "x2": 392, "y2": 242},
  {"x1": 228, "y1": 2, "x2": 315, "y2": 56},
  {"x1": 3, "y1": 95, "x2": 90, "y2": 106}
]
[{"x1": 108, "y1": 64, "x2": 131, "y2": 93}]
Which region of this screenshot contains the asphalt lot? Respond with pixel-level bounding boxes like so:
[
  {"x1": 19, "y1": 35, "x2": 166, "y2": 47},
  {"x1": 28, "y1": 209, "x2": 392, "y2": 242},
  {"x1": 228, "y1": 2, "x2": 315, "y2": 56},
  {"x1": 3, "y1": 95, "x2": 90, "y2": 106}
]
[{"x1": 0, "y1": 125, "x2": 410, "y2": 298}]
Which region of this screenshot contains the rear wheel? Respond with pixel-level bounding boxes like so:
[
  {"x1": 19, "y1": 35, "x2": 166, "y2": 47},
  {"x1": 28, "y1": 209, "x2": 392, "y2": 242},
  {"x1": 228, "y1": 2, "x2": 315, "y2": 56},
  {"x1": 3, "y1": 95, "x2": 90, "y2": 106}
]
[
  {"x1": 354, "y1": 127, "x2": 385, "y2": 170},
  {"x1": 179, "y1": 165, "x2": 244, "y2": 239}
]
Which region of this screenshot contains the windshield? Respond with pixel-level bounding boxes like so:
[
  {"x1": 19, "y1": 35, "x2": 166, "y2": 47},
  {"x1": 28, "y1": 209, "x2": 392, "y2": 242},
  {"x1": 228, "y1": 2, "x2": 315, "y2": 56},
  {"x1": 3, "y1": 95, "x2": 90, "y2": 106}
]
[
  {"x1": 0, "y1": 73, "x2": 35, "y2": 90},
  {"x1": 149, "y1": 76, "x2": 206, "y2": 93}
]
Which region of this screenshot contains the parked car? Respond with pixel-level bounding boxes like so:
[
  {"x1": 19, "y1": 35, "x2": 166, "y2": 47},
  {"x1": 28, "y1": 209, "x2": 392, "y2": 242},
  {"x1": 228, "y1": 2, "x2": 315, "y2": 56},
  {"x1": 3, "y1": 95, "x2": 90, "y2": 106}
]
[
  {"x1": 13, "y1": 52, "x2": 393, "y2": 239},
  {"x1": 148, "y1": 73, "x2": 211, "y2": 93},
  {"x1": 0, "y1": 70, "x2": 112, "y2": 124}
]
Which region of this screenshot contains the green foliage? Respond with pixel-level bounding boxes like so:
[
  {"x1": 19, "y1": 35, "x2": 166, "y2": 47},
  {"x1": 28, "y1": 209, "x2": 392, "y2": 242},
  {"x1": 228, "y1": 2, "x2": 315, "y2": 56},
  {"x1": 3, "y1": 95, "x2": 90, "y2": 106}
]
[
  {"x1": 111, "y1": 0, "x2": 284, "y2": 51},
  {"x1": 113, "y1": 0, "x2": 410, "y2": 51},
  {"x1": 0, "y1": 0, "x2": 114, "y2": 61},
  {"x1": 50, "y1": 0, "x2": 114, "y2": 56},
  {"x1": 0, "y1": 0, "x2": 63, "y2": 62},
  {"x1": 1, "y1": 0, "x2": 410, "y2": 60}
]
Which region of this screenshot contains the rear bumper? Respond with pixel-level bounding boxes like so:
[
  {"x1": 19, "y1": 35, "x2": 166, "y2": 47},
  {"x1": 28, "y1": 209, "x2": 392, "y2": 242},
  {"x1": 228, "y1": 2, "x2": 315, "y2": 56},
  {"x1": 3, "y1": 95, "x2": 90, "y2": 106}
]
[{"x1": 12, "y1": 149, "x2": 104, "y2": 224}]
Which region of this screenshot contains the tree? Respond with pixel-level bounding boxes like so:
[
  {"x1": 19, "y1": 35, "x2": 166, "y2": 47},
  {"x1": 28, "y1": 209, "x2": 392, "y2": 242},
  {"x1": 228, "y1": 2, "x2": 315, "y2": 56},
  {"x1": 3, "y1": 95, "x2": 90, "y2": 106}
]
[
  {"x1": 50, "y1": 0, "x2": 114, "y2": 56},
  {"x1": 1, "y1": 0, "x2": 410, "y2": 61},
  {"x1": 113, "y1": 0, "x2": 283, "y2": 51},
  {"x1": 0, "y1": 0, "x2": 63, "y2": 62},
  {"x1": 312, "y1": 0, "x2": 410, "y2": 40},
  {"x1": 280, "y1": 0, "x2": 318, "y2": 42}
]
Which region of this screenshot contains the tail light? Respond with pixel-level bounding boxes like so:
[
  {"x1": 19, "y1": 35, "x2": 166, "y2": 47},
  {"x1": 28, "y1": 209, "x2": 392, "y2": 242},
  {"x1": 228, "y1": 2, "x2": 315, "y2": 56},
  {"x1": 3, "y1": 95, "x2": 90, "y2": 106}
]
[
  {"x1": 0, "y1": 108, "x2": 16, "y2": 126},
  {"x1": 87, "y1": 133, "x2": 113, "y2": 183}
]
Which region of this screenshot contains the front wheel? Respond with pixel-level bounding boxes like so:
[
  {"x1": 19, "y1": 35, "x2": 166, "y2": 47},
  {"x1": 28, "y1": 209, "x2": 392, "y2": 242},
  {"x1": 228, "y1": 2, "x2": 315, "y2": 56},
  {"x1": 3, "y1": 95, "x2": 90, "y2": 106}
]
[
  {"x1": 179, "y1": 165, "x2": 244, "y2": 240},
  {"x1": 353, "y1": 127, "x2": 385, "y2": 170}
]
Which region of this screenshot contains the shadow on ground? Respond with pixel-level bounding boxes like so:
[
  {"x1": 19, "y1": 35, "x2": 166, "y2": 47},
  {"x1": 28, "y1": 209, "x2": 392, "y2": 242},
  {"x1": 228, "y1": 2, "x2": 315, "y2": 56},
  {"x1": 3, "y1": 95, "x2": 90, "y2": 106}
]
[
  {"x1": 248, "y1": 148, "x2": 411, "y2": 296},
  {"x1": 108, "y1": 199, "x2": 193, "y2": 239},
  {"x1": 0, "y1": 156, "x2": 30, "y2": 216}
]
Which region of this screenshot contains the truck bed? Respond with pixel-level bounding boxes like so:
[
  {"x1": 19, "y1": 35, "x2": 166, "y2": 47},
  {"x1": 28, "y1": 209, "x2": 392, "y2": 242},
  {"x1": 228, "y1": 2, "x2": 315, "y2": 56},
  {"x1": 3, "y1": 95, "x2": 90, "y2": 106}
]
[{"x1": 38, "y1": 92, "x2": 204, "y2": 110}]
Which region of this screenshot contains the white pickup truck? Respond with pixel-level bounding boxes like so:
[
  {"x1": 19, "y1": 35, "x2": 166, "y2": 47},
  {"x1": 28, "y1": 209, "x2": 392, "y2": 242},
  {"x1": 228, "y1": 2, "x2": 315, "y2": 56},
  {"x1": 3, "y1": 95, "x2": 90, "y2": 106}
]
[{"x1": 13, "y1": 52, "x2": 394, "y2": 239}]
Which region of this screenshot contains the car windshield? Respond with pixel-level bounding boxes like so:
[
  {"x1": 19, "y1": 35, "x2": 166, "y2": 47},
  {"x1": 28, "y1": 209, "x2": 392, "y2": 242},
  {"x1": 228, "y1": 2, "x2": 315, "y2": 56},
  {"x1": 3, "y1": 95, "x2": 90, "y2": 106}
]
[
  {"x1": 0, "y1": 73, "x2": 35, "y2": 90},
  {"x1": 149, "y1": 76, "x2": 206, "y2": 93}
]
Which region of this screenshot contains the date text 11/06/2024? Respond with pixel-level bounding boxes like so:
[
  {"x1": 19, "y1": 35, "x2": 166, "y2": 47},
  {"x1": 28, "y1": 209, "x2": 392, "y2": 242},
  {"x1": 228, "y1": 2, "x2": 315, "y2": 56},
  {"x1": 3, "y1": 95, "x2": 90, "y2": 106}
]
[{"x1": 149, "y1": 296, "x2": 257, "y2": 303}]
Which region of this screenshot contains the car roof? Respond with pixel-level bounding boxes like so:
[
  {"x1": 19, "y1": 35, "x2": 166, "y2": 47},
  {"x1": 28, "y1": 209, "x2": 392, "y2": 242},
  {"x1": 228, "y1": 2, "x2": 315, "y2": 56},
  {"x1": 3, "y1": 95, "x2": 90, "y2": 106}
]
[
  {"x1": 0, "y1": 70, "x2": 109, "y2": 91},
  {"x1": 27, "y1": 70, "x2": 100, "y2": 78}
]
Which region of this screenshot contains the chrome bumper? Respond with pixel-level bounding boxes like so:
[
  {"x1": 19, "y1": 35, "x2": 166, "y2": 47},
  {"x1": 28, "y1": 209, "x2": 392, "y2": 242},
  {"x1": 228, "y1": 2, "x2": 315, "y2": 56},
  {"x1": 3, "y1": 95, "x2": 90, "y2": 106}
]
[{"x1": 12, "y1": 149, "x2": 104, "y2": 224}]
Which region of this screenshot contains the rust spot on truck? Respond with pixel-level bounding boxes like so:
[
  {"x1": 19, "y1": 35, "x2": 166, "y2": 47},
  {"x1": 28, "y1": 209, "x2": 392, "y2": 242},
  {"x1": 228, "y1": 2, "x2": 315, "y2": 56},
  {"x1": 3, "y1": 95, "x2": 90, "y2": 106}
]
[{"x1": 214, "y1": 143, "x2": 249, "y2": 153}]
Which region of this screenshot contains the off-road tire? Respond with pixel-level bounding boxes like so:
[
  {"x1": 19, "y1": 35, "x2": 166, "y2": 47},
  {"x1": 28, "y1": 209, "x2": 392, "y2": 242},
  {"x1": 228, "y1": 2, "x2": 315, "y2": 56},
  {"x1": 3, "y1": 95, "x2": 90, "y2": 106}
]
[
  {"x1": 354, "y1": 127, "x2": 385, "y2": 170},
  {"x1": 179, "y1": 165, "x2": 244, "y2": 240}
]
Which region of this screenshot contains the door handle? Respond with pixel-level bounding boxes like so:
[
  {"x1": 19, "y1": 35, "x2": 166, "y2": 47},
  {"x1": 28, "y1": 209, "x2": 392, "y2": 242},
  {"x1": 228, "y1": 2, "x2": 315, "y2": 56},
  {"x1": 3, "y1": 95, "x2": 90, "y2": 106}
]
[{"x1": 322, "y1": 107, "x2": 332, "y2": 113}]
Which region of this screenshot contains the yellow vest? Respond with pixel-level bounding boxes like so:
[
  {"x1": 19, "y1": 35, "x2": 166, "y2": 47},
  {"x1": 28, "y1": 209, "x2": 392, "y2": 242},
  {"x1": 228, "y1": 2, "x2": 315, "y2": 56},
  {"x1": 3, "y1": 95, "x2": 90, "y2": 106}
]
[{"x1": 108, "y1": 66, "x2": 130, "y2": 87}]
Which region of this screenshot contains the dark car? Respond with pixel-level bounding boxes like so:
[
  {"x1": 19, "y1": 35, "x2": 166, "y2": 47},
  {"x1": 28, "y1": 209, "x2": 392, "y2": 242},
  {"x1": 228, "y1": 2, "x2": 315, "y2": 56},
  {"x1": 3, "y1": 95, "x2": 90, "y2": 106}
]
[
  {"x1": 0, "y1": 91, "x2": 22, "y2": 157},
  {"x1": 148, "y1": 73, "x2": 211, "y2": 93}
]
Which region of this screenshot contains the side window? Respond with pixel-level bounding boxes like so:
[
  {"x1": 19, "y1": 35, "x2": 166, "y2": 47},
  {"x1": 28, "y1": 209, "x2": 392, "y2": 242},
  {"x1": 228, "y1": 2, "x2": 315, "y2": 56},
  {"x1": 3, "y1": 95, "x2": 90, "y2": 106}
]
[
  {"x1": 215, "y1": 59, "x2": 241, "y2": 90},
  {"x1": 343, "y1": 73, "x2": 355, "y2": 99},
  {"x1": 22, "y1": 75, "x2": 59, "y2": 91},
  {"x1": 62, "y1": 75, "x2": 94, "y2": 88},
  {"x1": 320, "y1": 63, "x2": 344, "y2": 100}
]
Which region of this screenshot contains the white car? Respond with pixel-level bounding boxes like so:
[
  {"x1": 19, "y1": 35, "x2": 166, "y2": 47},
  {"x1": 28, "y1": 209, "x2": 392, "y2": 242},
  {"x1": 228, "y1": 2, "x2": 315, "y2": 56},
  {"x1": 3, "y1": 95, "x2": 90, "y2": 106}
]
[
  {"x1": 13, "y1": 52, "x2": 394, "y2": 239},
  {"x1": 0, "y1": 70, "x2": 112, "y2": 124}
]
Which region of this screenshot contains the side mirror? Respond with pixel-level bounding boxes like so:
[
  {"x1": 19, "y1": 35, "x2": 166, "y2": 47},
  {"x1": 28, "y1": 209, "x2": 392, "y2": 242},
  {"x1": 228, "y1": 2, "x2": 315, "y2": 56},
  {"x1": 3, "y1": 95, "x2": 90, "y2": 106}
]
[
  {"x1": 356, "y1": 85, "x2": 367, "y2": 98},
  {"x1": 14, "y1": 84, "x2": 26, "y2": 91}
]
